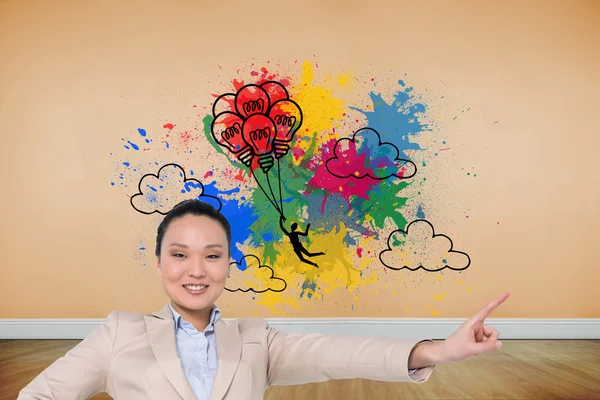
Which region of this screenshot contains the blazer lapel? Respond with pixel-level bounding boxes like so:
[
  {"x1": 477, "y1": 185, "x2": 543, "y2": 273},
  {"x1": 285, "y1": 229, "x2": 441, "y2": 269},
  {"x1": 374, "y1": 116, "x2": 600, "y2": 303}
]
[
  {"x1": 145, "y1": 305, "x2": 196, "y2": 400},
  {"x1": 210, "y1": 319, "x2": 242, "y2": 400}
]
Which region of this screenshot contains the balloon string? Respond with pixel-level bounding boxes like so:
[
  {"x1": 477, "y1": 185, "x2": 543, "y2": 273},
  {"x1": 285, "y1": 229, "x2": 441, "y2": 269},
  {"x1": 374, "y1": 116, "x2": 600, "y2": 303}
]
[
  {"x1": 251, "y1": 168, "x2": 282, "y2": 214},
  {"x1": 266, "y1": 171, "x2": 282, "y2": 216},
  {"x1": 277, "y1": 158, "x2": 284, "y2": 217}
]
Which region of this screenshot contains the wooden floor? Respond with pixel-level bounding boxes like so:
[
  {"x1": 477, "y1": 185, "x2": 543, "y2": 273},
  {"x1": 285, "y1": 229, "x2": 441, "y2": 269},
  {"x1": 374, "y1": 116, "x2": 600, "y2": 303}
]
[{"x1": 1, "y1": 340, "x2": 599, "y2": 399}]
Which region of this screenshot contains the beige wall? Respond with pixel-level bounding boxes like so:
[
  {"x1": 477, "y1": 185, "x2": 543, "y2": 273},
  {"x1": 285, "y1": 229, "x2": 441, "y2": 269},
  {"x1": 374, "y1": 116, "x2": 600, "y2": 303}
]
[{"x1": 1, "y1": 0, "x2": 598, "y2": 319}]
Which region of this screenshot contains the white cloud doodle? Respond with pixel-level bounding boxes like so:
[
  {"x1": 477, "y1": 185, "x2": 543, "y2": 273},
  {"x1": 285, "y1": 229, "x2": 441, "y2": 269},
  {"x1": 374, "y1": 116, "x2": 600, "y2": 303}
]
[
  {"x1": 226, "y1": 254, "x2": 287, "y2": 293},
  {"x1": 130, "y1": 163, "x2": 221, "y2": 215},
  {"x1": 326, "y1": 127, "x2": 417, "y2": 180},
  {"x1": 379, "y1": 220, "x2": 470, "y2": 272}
]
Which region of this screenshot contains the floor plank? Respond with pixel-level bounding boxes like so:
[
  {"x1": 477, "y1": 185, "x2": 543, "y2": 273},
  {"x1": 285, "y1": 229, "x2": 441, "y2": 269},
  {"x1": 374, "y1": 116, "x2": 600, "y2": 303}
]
[{"x1": 1, "y1": 340, "x2": 599, "y2": 399}]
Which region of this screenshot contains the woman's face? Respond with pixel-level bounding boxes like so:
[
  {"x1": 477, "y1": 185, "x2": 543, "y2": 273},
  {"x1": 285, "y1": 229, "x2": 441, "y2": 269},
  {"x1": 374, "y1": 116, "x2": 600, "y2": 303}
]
[{"x1": 157, "y1": 214, "x2": 230, "y2": 315}]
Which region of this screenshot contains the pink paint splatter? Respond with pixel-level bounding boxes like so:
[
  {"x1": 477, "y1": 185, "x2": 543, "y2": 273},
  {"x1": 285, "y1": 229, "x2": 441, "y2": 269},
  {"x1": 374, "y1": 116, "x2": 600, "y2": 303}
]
[
  {"x1": 308, "y1": 140, "x2": 377, "y2": 207},
  {"x1": 356, "y1": 248, "x2": 363, "y2": 258},
  {"x1": 292, "y1": 147, "x2": 305, "y2": 161},
  {"x1": 204, "y1": 171, "x2": 213, "y2": 179}
]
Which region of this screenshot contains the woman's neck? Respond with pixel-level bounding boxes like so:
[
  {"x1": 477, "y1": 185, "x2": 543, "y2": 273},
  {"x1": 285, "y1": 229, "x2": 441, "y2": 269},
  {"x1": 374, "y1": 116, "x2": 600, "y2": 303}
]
[{"x1": 171, "y1": 302, "x2": 212, "y2": 332}]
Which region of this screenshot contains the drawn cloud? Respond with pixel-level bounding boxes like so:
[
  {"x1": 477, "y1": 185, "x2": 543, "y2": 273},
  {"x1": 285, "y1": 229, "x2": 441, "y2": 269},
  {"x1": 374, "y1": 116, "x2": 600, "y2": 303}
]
[
  {"x1": 226, "y1": 254, "x2": 287, "y2": 293},
  {"x1": 130, "y1": 163, "x2": 222, "y2": 215},
  {"x1": 326, "y1": 127, "x2": 417, "y2": 180},
  {"x1": 379, "y1": 220, "x2": 470, "y2": 272}
]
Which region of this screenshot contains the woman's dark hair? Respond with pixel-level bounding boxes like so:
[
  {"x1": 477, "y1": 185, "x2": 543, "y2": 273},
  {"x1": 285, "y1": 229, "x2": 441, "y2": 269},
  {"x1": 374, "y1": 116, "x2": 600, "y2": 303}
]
[{"x1": 155, "y1": 199, "x2": 232, "y2": 257}]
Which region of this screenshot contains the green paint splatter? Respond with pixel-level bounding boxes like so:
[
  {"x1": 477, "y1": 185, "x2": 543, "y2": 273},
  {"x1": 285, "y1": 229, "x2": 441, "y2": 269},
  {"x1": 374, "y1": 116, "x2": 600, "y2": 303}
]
[
  {"x1": 356, "y1": 180, "x2": 411, "y2": 231},
  {"x1": 202, "y1": 115, "x2": 239, "y2": 169}
]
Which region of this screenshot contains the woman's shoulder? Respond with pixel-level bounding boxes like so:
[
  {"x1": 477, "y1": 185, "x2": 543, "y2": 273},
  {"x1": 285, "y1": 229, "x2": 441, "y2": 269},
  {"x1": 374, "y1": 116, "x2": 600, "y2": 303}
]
[{"x1": 103, "y1": 307, "x2": 168, "y2": 327}]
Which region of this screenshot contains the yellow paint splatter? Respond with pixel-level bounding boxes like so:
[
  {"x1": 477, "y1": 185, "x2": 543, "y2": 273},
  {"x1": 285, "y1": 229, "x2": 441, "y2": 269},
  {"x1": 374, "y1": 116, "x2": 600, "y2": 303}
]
[
  {"x1": 433, "y1": 294, "x2": 446, "y2": 301},
  {"x1": 456, "y1": 281, "x2": 464, "y2": 285},
  {"x1": 467, "y1": 287, "x2": 473, "y2": 291},
  {"x1": 337, "y1": 73, "x2": 354, "y2": 88},
  {"x1": 252, "y1": 222, "x2": 379, "y2": 313},
  {"x1": 289, "y1": 61, "x2": 345, "y2": 149},
  {"x1": 431, "y1": 310, "x2": 440, "y2": 316}
]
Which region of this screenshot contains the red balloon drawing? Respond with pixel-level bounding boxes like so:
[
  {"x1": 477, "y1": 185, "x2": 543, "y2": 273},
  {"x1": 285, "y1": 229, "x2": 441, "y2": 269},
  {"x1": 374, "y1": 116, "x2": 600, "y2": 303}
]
[
  {"x1": 235, "y1": 85, "x2": 270, "y2": 118},
  {"x1": 210, "y1": 81, "x2": 304, "y2": 216}
]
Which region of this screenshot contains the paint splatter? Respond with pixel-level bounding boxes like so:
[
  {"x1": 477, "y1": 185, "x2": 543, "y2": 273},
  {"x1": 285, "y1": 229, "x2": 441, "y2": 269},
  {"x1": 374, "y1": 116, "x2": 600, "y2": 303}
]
[{"x1": 110, "y1": 59, "x2": 466, "y2": 315}]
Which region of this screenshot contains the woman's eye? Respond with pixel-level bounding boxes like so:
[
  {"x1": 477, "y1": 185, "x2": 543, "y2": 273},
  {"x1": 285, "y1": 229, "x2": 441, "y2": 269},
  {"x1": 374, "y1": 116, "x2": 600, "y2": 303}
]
[
  {"x1": 207, "y1": 254, "x2": 221, "y2": 259},
  {"x1": 173, "y1": 253, "x2": 186, "y2": 258}
]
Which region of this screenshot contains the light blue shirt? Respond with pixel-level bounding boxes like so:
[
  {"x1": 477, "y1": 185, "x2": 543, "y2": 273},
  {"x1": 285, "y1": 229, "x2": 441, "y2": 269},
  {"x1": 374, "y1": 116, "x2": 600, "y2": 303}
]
[{"x1": 169, "y1": 303, "x2": 221, "y2": 400}]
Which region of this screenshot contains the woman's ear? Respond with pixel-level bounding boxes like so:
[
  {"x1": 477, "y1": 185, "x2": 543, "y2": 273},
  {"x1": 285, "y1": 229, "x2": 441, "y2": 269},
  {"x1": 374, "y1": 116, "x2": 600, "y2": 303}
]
[{"x1": 155, "y1": 257, "x2": 162, "y2": 277}]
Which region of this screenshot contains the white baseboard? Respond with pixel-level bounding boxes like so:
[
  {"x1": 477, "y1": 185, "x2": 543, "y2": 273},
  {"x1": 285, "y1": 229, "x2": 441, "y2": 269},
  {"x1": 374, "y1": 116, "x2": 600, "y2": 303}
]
[{"x1": 1, "y1": 318, "x2": 599, "y2": 340}]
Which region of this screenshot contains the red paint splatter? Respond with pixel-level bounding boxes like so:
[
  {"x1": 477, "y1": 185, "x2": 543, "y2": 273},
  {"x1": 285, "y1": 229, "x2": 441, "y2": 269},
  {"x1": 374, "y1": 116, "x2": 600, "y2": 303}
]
[
  {"x1": 466, "y1": 216, "x2": 470, "y2": 219},
  {"x1": 163, "y1": 123, "x2": 174, "y2": 130},
  {"x1": 204, "y1": 171, "x2": 213, "y2": 179},
  {"x1": 439, "y1": 148, "x2": 451, "y2": 151},
  {"x1": 356, "y1": 248, "x2": 363, "y2": 258},
  {"x1": 497, "y1": 222, "x2": 500, "y2": 225},
  {"x1": 384, "y1": 268, "x2": 387, "y2": 274},
  {"x1": 232, "y1": 79, "x2": 245, "y2": 91},
  {"x1": 234, "y1": 168, "x2": 245, "y2": 182},
  {"x1": 193, "y1": 105, "x2": 197, "y2": 108}
]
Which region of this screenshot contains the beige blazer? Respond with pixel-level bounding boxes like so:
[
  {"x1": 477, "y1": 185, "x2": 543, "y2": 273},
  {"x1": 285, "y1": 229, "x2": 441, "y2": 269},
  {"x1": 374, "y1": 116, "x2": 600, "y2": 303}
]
[{"x1": 19, "y1": 305, "x2": 436, "y2": 399}]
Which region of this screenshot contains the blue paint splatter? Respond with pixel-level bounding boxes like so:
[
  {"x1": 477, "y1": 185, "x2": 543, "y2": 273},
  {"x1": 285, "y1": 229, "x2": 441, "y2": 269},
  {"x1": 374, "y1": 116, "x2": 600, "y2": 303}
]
[
  {"x1": 299, "y1": 280, "x2": 317, "y2": 299},
  {"x1": 147, "y1": 185, "x2": 157, "y2": 192},
  {"x1": 350, "y1": 84, "x2": 429, "y2": 158},
  {"x1": 442, "y1": 259, "x2": 447, "y2": 264},
  {"x1": 138, "y1": 128, "x2": 147, "y2": 137},
  {"x1": 184, "y1": 181, "x2": 203, "y2": 192},
  {"x1": 208, "y1": 181, "x2": 240, "y2": 195},
  {"x1": 145, "y1": 139, "x2": 150, "y2": 143},
  {"x1": 416, "y1": 204, "x2": 425, "y2": 218},
  {"x1": 166, "y1": 142, "x2": 170, "y2": 148},
  {"x1": 110, "y1": 182, "x2": 115, "y2": 186},
  {"x1": 127, "y1": 140, "x2": 139, "y2": 150},
  {"x1": 140, "y1": 247, "x2": 146, "y2": 251},
  {"x1": 123, "y1": 162, "x2": 130, "y2": 167},
  {"x1": 203, "y1": 181, "x2": 258, "y2": 264},
  {"x1": 263, "y1": 233, "x2": 273, "y2": 241},
  {"x1": 190, "y1": 170, "x2": 194, "y2": 176}
]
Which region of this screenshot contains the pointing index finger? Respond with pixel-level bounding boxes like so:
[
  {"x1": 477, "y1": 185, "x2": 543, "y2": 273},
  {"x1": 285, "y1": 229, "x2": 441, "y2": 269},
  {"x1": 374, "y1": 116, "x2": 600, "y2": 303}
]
[{"x1": 471, "y1": 291, "x2": 510, "y2": 323}]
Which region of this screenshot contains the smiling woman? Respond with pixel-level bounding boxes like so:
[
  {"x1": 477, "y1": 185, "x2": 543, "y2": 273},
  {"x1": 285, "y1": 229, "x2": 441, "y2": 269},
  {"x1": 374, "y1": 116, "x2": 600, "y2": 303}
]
[{"x1": 18, "y1": 200, "x2": 508, "y2": 399}]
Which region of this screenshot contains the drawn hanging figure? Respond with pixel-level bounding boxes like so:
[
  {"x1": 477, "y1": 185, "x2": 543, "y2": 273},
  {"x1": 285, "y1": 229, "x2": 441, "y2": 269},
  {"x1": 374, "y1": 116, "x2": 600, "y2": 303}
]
[{"x1": 279, "y1": 215, "x2": 325, "y2": 268}]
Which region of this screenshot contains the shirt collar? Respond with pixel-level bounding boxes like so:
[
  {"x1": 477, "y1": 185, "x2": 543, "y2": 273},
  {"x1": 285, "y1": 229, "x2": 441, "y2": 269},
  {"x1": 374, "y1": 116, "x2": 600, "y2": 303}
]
[{"x1": 168, "y1": 303, "x2": 221, "y2": 333}]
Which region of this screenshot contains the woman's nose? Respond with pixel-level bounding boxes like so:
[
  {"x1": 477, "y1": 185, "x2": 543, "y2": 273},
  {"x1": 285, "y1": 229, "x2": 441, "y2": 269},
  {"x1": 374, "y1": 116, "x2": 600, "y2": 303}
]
[{"x1": 187, "y1": 260, "x2": 206, "y2": 277}]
